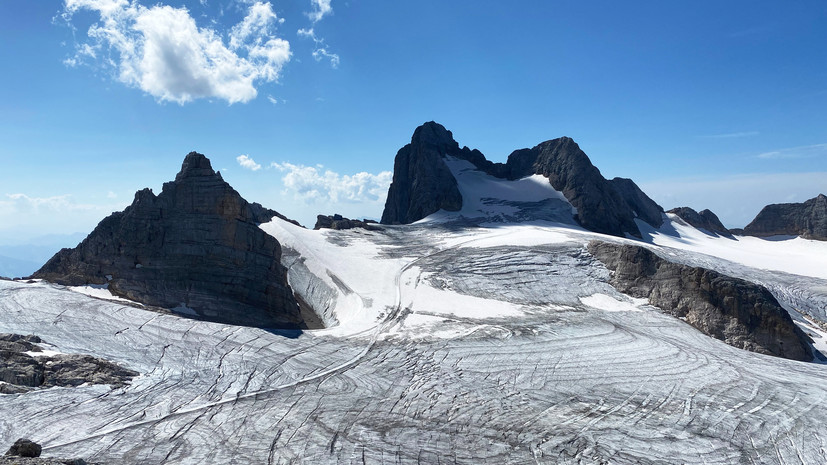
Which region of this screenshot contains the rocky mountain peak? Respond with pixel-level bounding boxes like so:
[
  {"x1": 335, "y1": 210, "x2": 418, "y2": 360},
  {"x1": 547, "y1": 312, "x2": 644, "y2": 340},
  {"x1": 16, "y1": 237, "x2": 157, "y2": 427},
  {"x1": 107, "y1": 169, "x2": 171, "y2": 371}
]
[
  {"x1": 667, "y1": 206, "x2": 731, "y2": 237},
  {"x1": 381, "y1": 122, "x2": 664, "y2": 238},
  {"x1": 411, "y1": 121, "x2": 460, "y2": 152},
  {"x1": 175, "y1": 151, "x2": 218, "y2": 181},
  {"x1": 34, "y1": 152, "x2": 304, "y2": 329}
]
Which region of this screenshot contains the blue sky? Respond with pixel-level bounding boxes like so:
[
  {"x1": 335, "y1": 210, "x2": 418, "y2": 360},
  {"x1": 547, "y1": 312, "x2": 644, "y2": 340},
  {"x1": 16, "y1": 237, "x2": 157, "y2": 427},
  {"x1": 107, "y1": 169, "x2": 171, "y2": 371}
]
[{"x1": 0, "y1": 0, "x2": 825, "y2": 244}]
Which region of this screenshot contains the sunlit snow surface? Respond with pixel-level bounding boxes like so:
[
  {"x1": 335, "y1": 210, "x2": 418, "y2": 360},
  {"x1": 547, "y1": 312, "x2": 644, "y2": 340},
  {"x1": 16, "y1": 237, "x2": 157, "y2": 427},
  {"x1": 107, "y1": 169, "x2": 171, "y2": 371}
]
[{"x1": 2, "y1": 214, "x2": 827, "y2": 464}]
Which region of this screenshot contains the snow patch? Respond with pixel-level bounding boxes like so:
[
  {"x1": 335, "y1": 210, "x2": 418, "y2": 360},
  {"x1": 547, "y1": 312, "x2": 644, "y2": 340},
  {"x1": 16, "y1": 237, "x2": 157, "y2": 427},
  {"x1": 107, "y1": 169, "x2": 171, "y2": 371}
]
[
  {"x1": 24, "y1": 349, "x2": 63, "y2": 358},
  {"x1": 171, "y1": 303, "x2": 198, "y2": 316},
  {"x1": 68, "y1": 284, "x2": 137, "y2": 304},
  {"x1": 420, "y1": 156, "x2": 577, "y2": 224},
  {"x1": 410, "y1": 276, "x2": 524, "y2": 319},
  {"x1": 580, "y1": 293, "x2": 648, "y2": 312}
]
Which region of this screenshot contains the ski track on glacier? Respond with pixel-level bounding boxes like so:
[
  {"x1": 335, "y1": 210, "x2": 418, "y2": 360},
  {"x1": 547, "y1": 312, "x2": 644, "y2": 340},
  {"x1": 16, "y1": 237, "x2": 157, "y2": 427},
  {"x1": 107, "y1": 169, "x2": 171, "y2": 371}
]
[{"x1": 0, "y1": 222, "x2": 826, "y2": 464}]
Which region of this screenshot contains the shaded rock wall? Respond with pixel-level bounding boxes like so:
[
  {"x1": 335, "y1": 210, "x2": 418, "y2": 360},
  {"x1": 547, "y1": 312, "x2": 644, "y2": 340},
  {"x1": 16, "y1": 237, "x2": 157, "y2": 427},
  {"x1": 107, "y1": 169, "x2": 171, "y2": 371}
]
[
  {"x1": 610, "y1": 177, "x2": 664, "y2": 228},
  {"x1": 380, "y1": 123, "x2": 465, "y2": 224},
  {"x1": 743, "y1": 194, "x2": 827, "y2": 240},
  {"x1": 588, "y1": 242, "x2": 813, "y2": 362},
  {"x1": 33, "y1": 153, "x2": 304, "y2": 329}
]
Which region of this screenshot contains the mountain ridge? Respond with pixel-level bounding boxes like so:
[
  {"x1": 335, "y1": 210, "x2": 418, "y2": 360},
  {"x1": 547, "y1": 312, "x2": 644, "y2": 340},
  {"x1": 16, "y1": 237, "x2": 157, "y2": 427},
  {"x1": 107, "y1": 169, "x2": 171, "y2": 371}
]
[
  {"x1": 33, "y1": 152, "x2": 304, "y2": 329},
  {"x1": 381, "y1": 121, "x2": 663, "y2": 238}
]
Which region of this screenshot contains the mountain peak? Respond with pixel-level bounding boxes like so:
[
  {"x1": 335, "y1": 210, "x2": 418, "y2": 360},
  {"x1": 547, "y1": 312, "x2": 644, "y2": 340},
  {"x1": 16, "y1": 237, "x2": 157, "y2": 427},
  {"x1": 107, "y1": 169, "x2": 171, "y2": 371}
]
[
  {"x1": 34, "y1": 151, "x2": 304, "y2": 329},
  {"x1": 411, "y1": 121, "x2": 459, "y2": 152},
  {"x1": 175, "y1": 151, "x2": 216, "y2": 181}
]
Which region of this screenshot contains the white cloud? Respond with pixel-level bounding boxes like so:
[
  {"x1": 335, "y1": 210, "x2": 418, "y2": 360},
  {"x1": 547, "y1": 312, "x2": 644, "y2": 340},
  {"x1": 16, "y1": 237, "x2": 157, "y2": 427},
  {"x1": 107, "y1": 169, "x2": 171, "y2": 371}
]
[
  {"x1": 1, "y1": 194, "x2": 97, "y2": 212},
  {"x1": 236, "y1": 154, "x2": 262, "y2": 171},
  {"x1": 756, "y1": 143, "x2": 827, "y2": 160},
  {"x1": 312, "y1": 46, "x2": 339, "y2": 68},
  {"x1": 229, "y1": 1, "x2": 276, "y2": 50},
  {"x1": 62, "y1": 0, "x2": 291, "y2": 104},
  {"x1": 270, "y1": 162, "x2": 392, "y2": 203},
  {"x1": 308, "y1": 0, "x2": 332, "y2": 23},
  {"x1": 297, "y1": 27, "x2": 338, "y2": 68}
]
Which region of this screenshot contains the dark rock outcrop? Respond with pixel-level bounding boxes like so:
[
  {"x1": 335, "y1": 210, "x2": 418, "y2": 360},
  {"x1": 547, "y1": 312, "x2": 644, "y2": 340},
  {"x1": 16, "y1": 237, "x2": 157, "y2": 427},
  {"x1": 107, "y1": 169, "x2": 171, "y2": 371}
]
[
  {"x1": 381, "y1": 123, "x2": 465, "y2": 224},
  {"x1": 609, "y1": 177, "x2": 664, "y2": 228},
  {"x1": 0, "y1": 334, "x2": 138, "y2": 392},
  {"x1": 743, "y1": 194, "x2": 827, "y2": 240},
  {"x1": 314, "y1": 214, "x2": 382, "y2": 231},
  {"x1": 667, "y1": 207, "x2": 731, "y2": 237},
  {"x1": 5, "y1": 439, "x2": 41, "y2": 458},
  {"x1": 381, "y1": 122, "x2": 663, "y2": 238},
  {"x1": 588, "y1": 242, "x2": 813, "y2": 362},
  {"x1": 32, "y1": 152, "x2": 303, "y2": 329}
]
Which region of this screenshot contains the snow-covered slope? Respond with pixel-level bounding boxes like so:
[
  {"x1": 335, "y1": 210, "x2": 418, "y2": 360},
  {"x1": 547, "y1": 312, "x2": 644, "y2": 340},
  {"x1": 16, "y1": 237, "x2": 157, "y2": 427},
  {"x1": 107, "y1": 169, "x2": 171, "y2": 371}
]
[
  {"x1": 2, "y1": 162, "x2": 826, "y2": 464},
  {"x1": 641, "y1": 213, "x2": 827, "y2": 280}
]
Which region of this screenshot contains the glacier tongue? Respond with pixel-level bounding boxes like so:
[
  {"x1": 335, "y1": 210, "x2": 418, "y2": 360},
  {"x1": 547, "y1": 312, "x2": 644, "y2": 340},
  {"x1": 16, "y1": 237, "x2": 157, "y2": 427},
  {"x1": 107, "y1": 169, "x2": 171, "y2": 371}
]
[{"x1": 1, "y1": 218, "x2": 827, "y2": 464}]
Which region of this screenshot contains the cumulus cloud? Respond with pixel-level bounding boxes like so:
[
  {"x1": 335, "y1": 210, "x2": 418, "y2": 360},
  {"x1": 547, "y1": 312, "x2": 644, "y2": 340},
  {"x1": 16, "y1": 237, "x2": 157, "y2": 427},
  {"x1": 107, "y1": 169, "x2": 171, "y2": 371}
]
[
  {"x1": 62, "y1": 0, "x2": 291, "y2": 104},
  {"x1": 236, "y1": 154, "x2": 262, "y2": 171},
  {"x1": 270, "y1": 162, "x2": 392, "y2": 203}
]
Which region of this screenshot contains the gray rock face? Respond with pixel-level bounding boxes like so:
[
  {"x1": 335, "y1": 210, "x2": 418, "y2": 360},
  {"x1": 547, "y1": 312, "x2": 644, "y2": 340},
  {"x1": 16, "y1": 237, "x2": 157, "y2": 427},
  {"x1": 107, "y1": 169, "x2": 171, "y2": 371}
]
[
  {"x1": 610, "y1": 177, "x2": 664, "y2": 228},
  {"x1": 33, "y1": 152, "x2": 304, "y2": 329},
  {"x1": 381, "y1": 122, "x2": 663, "y2": 238},
  {"x1": 0, "y1": 334, "x2": 138, "y2": 391},
  {"x1": 5, "y1": 439, "x2": 41, "y2": 458},
  {"x1": 667, "y1": 207, "x2": 731, "y2": 236},
  {"x1": 743, "y1": 194, "x2": 827, "y2": 240},
  {"x1": 588, "y1": 241, "x2": 813, "y2": 361},
  {"x1": 314, "y1": 214, "x2": 382, "y2": 231},
  {"x1": 380, "y1": 123, "x2": 465, "y2": 224}
]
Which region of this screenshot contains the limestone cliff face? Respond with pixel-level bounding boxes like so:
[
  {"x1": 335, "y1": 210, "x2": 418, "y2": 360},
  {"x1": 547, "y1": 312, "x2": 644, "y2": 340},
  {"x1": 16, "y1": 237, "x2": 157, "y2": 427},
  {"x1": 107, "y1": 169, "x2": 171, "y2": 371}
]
[
  {"x1": 588, "y1": 241, "x2": 812, "y2": 362},
  {"x1": 33, "y1": 152, "x2": 303, "y2": 329},
  {"x1": 381, "y1": 122, "x2": 663, "y2": 238},
  {"x1": 743, "y1": 194, "x2": 827, "y2": 240}
]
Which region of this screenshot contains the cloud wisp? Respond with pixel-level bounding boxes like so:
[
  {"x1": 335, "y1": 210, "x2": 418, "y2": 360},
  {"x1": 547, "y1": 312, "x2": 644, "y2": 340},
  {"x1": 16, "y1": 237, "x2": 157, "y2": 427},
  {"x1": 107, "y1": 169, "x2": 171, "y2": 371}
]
[
  {"x1": 700, "y1": 131, "x2": 760, "y2": 139},
  {"x1": 296, "y1": 0, "x2": 339, "y2": 68},
  {"x1": 62, "y1": 0, "x2": 291, "y2": 104},
  {"x1": 756, "y1": 143, "x2": 827, "y2": 160},
  {"x1": 270, "y1": 162, "x2": 391, "y2": 204}
]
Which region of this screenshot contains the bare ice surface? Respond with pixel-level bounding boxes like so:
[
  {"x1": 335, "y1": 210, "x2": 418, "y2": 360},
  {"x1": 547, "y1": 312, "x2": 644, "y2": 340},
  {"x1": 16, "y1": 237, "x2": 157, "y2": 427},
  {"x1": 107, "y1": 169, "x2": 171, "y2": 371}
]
[{"x1": 2, "y1": 214, "x2": 827, "y2": 464}]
